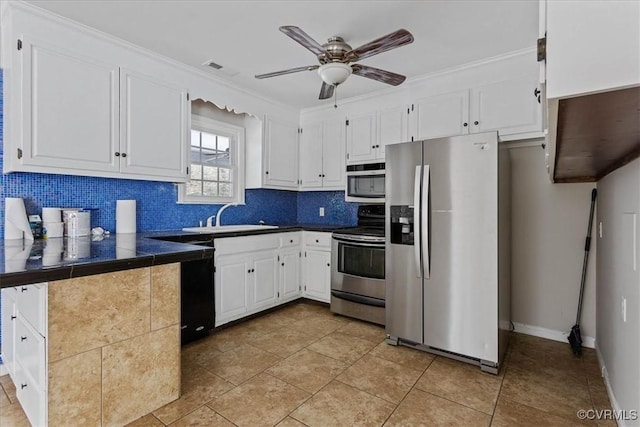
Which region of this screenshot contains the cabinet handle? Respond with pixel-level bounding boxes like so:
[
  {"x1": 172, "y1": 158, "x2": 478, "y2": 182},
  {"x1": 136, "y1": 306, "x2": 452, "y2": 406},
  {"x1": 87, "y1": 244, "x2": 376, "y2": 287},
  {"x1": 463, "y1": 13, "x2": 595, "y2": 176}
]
[
  {"x1": 21, "y1": 287, "x2": 27, "y2": 292},
  {"x1": 372, "y1": 145, "x2": 376, "y2": 149},
  {"x1": 318, "y1": 174, "x2": 322, "y2": 177},
  {"x1": 21, "y1": 384, "x2": 27, "y2": 390},
  {"x1": 533, "y1": 87, "x2": 541, "y2": 103},
  {"x1": 474, "y1": 121, "x2": 479, "y2": 125},
  {"x1": 463, "y1": 122, "x2": 468, "y2": 127},
  {"x1": 290, "y1": 239, "x2": 293, "y2": 243},
  {"x1": 315, "y1": 239, "x2": 319, "y2": 243},
  {"x1": 281, "y1": 262, "x2": 285, "y2": 266},
  {"x1": 247, "y1": 269, "x2": 251, "y2": 273},
  {"x1": 322, "y1": 174, "x2": 325, "y2": 178},
  {"x1": 21, "y1": 336, "x2": 27, "y2": 341},
  {"x1": 266, "y1": 171, "x2": 269, "y2": 175},
  {"x1": 327, "y1": 263, "x2": 330, "y2": 267},
  {"x1": 252, "y1": 268, "x2": 255, "y2": 273},
  {"x1": 115, "y1": 152, "x2": 120, "y2": 157},
  {"x1": 10, "y1": 315, "x2": 16, "y2": 320},
  {"x1": 121, "y1": 153, "x2": 127, "y2": 158}
]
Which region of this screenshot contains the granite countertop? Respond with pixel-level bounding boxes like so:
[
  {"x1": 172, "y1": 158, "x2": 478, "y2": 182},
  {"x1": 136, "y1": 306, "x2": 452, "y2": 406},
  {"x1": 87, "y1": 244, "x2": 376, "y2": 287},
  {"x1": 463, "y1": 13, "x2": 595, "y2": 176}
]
[{"x1": 0, "y1": 224, "x2": 351, "y2": 288}]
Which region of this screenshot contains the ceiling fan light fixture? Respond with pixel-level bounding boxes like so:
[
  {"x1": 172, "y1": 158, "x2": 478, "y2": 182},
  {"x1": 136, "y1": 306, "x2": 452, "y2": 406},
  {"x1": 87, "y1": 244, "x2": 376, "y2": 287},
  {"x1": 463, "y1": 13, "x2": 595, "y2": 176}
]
[{"x1": 318, "y1": 62, "x2": 352, "y2": 86}]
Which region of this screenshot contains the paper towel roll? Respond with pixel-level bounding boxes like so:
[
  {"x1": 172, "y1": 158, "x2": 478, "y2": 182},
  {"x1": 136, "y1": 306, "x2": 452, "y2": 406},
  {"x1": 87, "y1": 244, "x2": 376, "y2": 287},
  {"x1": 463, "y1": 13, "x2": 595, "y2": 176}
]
[
  {"x1": 5, "y1": 198, "x2": 34, "y2": 241},
  {"x1": 42, "y1": 207, "x2": 62, "y2": 223},
  {"x1": 116, "y1": 200, "x2": 137, "y2": 234}
]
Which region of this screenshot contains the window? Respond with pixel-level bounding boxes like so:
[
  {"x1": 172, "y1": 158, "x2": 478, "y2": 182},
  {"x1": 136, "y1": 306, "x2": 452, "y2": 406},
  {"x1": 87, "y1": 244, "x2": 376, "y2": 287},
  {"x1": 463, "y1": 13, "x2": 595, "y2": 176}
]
[{"x1": 179, "y1": 116, "x2": 245, "y2": 204}]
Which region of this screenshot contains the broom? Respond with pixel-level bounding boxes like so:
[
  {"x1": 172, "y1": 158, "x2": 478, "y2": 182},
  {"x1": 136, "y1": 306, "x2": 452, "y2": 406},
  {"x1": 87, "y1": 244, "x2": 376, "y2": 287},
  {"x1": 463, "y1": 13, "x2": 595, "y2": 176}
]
[{"x1": 568, "y1": 188, "x2": 597, "y2": 357}]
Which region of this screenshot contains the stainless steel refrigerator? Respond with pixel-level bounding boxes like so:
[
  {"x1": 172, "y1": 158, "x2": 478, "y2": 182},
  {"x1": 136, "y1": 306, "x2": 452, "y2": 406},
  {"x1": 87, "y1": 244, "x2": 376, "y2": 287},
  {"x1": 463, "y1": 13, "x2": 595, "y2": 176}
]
[{"x1": 385, "y1": 131, "x2": 510, "y2": 374}]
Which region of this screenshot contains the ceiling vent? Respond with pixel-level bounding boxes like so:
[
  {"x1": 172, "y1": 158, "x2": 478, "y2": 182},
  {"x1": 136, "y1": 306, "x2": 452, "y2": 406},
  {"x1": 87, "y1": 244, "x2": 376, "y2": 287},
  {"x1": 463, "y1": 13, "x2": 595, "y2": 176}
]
[{"x1": 202, "y1": 60, "x2": 239, "y2": 77}]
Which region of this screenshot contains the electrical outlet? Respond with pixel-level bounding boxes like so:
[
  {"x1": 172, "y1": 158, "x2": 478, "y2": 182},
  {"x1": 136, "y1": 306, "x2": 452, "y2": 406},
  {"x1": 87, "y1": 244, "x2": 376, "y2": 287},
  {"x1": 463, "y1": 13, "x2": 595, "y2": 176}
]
[
  {"x1": 622, "y1": 298, "x2": 627, "y2": 322},
  {"x1": 319, "y1": 207, "x2": 325, "y2": 217}
]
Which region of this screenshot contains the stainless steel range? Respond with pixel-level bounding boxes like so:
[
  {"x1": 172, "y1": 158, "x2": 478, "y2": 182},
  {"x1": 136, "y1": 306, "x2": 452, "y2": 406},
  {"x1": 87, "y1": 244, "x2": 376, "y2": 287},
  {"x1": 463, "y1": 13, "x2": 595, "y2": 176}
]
[{"x1": 331, "y1": 205, "x2": 385, "y2": 325}]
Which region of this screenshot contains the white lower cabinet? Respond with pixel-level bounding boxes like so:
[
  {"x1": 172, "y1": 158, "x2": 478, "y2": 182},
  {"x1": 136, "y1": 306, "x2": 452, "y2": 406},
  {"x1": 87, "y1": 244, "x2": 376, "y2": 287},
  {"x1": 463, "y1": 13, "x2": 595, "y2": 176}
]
[
  {"x1": 302, "y1": 232, "x2": 332, "y2": 303},
  {"x1": 1, "y1": 283, "x2": 48, "y2": 427},
  {"x1": 214, "y1": 232, "x2": 304, "y2": 327}
]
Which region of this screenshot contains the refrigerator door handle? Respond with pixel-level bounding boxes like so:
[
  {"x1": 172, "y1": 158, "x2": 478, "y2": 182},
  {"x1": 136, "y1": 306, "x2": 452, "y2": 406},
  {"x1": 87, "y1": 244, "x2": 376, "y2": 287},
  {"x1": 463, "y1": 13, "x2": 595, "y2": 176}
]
[
  {"x1": 414, "y1": 165, "x2": 422, "y2": 278},
  {"x1": 422, "y1": 165, "x2": 430, "y2": 279}
]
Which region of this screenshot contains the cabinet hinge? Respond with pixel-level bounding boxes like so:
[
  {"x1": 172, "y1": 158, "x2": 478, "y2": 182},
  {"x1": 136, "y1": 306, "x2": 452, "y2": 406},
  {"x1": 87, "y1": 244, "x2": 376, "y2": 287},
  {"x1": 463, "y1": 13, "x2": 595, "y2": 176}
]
[
  {"x1": 346, "y1": 153, "x2": 350, "y2": 160},
  {"x1": 299, "y1": 285, "x2": 301, "y2": 291},
  {"x1": 186, "y1": 92, "x2": 190, "y2": 100},
  {"x1": 17, "y1": 148, "x2": 22, "y2": 159},
  {"x1": 537, "y1": 36, "x2": 546, "y2": 62},
  {"x1": 277, "y1": 291, "x2": 280, "y2": 298},
  {"x1": 304, "y1": 285, "x2": 307, "y2": 291},
  {"x1": 407, "y1": 107, "x2": 410, "y2": 114},
  {"x1": 305, "y1": 251, "x2": 307, "y2": 257},
  {"x1": 17, "y1": 39, "x2": 22, "y2": 50},
  {"x1": 186, "y1": 166, "x2": 189, "y2": 175},
  {"x1": 299, "y1": 252, "x2": 301, "y2": 258},
  {"x1": 411, "y1": 136, "x2": 414, "y2": 142},
  {"x1": 411, "y1": 104, "x2": 414, "y2": 111},
  {"x1": 346, "y1": 119, "x2": 349, "y2": 126},
  {"x1": 277, "y1": 255, "x2": 280, "y2": 261}
]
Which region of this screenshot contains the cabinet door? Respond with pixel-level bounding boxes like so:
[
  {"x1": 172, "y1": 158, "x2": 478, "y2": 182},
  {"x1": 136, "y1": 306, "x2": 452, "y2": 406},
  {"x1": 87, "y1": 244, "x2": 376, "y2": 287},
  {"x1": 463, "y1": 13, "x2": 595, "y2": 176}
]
[
  {"x1": 264, "y1": 118, "x2": 299, "y2": 188},
  {"x1": 250, "y1": 250, "x2": 279, "y2": 311},
  {"x1": 378, "y1": 106, "x2": 409, "y2": 159},
  {"x1": 321, "y1": 119, "x2": 346, "y2": 189},
  {"x1": 280, "y1": 249, "x2": 301, "y2": 302},
  {"x1": 346, "y1": 113, "x2": 377, "y2": 164},
  {"x1": 299, "y1": 122, "x2": 324, "y2": 188},
  {"x1": 304, "y1": 250, "x2": 331, "y2": 303},
  {"x1": 20, "y1": 37, "x2": 119, "y2": 173},
  {"x1": 120, "y1": 68, "x2": 189, "y2": 181},
  {"x1": 1, "y1": 289, "x2": 17, "y2": 377},
  {"x1": 215, "y1": 253, "x2": 249, "y2": 326},
  {"x1": 470, "y1": 76, "x2": 542, "y2": 138},
  {"x1": 412, "y1": 90, "x2": 470, "y2": 140}
]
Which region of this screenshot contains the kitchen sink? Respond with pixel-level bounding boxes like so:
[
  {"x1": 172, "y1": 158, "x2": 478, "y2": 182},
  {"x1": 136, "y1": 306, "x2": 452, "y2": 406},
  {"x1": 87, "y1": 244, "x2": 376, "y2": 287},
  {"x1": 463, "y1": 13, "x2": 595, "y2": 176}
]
[{"x1": 182, "y1": 224, "x2": 279, "y2": 234}]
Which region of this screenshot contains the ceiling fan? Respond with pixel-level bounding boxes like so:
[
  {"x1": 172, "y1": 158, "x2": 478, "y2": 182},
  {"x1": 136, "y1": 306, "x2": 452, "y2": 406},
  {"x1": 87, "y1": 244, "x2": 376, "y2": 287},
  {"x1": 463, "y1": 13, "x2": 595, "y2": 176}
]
[{"x1": 255, "y1": 26, "x2": 414, "y2": 101}]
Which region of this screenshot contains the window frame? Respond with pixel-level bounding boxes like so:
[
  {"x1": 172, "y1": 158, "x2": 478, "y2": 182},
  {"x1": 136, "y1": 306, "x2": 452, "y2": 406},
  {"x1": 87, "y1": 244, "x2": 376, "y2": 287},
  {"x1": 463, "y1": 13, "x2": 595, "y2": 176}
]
[{"x1": 178, "y1": 115, "x2": 245, "y2": 205}]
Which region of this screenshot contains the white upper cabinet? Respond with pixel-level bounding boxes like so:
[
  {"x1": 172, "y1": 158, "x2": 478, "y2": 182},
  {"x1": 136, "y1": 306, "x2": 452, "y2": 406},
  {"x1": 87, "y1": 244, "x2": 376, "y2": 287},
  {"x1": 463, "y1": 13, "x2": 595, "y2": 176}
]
[
  {"x1": 545, "y1": 0, "x2": 640, "y2": 99},
  {"x1": 18, "y1": 38, "x2": 119, "y2": 173},
  {"x1": 263, "y1": 117, "x2": 299, "y2": 189},
  {"x1": 470, "y1": 76, "x2": 542, "y2": 137},
  {"x1": 412, "y1": 90, "x2": 469, "y2": 141},
  {"x1": 120, "y1": 68, "x2": 189, "y2": 179},
  {"x1": 299, "y1": 118, "x2": 345, "y2": 190},
  {"x1": 346, "y1": 106, "x2": 408, "y2": 164},
  {"x1": 346, "y1": 113, "x2": 377, "y2": 164}
]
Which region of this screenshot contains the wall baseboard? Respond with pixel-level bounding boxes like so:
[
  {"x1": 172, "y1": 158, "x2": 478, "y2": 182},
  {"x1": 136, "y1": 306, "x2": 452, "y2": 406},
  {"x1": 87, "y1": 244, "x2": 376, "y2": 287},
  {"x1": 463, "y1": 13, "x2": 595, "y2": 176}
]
[
  {"x1": 512, "y1": 322, "x2": 595, "y2": 348},
  {"x1": 595, "y1": 345, "x2": 636, "y2": 427}
]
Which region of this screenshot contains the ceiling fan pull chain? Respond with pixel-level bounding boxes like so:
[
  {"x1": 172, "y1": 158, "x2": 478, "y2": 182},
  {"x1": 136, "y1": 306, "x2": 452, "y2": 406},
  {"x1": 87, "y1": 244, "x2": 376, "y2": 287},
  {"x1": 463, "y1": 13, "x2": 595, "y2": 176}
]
[{"x1": 334, "y1": 85, "x2": 338, "y2": 109}]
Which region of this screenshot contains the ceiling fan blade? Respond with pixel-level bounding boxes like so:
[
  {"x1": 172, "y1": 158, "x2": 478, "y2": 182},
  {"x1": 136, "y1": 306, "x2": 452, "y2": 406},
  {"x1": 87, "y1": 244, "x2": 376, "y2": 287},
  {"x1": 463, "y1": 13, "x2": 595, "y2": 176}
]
[
  {"x1": 319, "y1": 82, "x2": 335, "y2": 100},
  {"x1": 351, "y1": 64, "x2": 406, "y2": 86},
  {"x1": 280, "y1": 26, "x2": 328, "y2": 57},
  {"x1": 255, "y1": 65, "x2": 319, "y2": 79},
  {"x1": 345, "y1": 29, "x2": 414, "y2": 62}
]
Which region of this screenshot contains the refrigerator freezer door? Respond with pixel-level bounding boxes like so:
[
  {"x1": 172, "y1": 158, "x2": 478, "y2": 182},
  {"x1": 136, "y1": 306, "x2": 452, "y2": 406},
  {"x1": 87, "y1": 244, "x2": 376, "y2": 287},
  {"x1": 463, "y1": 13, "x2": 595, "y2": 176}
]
[
  {"x1": 386, "y1": 140, "x2": 423, "y2": 344},
  {"x1": 422, "y1": 133, "x2": 498, "y2": 363}
]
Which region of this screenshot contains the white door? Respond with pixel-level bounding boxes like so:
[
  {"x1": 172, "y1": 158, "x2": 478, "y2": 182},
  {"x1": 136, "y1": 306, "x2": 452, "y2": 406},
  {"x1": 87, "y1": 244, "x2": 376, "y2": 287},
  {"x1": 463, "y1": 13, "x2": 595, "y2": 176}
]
[
  {"x1": 250, "y1": 251, "x2": 279, "y2": 311},
  {"x1": 412, "y1": 90, "x2": 470, "y2": 140},
  {"x1": 304, "y1": 250, "x2": 331, "y2": 303},
  {"x1": 120, "y1": 68, "x2": 189, "y2": 180},
  {"x1": 321, "y1": 119, "x2": 346, "y2": 189},
  {"x1": 20, "y1": 37, "x2": 119, "y2": 172},
  {"x1": 264, "y1": 117, "x2": 299, "y2": 188},
  {"x1": 0, "y1": 289, "x2": 16, "y2": 376},
  {"x1": 280, "y1": 248, "x2": 301, "y2": 302},
  {"x1": 470, "y1": 76, "x2": 542, "y2": 137},
  {"x1": 299, "y1": 122, "x2": 324, "y2": 188},
  {"x1": 215, "y1": 253, "x2": 249, "y2": 325},
  {"x1": 346, "y1": 113, "x2": 377, "y2": 164},
  {"x1": 378, "y1": 105, "x2": 409, "y2": 159}
]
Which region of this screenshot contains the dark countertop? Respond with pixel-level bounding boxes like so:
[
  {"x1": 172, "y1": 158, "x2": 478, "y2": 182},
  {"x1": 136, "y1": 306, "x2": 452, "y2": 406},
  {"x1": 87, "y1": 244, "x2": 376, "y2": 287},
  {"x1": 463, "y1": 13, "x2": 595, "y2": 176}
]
[{"x1": 0, "y1": 224, "x2": 351, "y2": 288}]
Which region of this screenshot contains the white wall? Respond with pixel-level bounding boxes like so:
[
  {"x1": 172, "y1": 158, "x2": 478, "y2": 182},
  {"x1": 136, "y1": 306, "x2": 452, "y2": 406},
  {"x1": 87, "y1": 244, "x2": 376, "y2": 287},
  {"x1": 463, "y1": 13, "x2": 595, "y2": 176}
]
[
  {"x1": 596, "y1": 158, "x2": 640, "y2": 422},
  {"x1": 510, "y1": 143, "x2": 596, "y2": 343}
]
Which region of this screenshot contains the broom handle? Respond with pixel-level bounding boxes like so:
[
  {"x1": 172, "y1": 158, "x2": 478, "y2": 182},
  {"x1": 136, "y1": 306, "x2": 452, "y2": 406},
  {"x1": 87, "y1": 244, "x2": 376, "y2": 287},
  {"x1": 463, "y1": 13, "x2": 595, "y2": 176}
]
[{"x1": 576, "y1": 188, "x2": 597, "y2": 325}]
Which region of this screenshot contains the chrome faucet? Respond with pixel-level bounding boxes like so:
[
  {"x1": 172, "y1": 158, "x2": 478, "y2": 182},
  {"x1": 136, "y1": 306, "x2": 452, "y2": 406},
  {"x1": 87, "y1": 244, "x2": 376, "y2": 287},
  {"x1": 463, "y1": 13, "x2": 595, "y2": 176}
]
[{"x1": 212, "y1": 203, "x2": 239, "y2": 227}]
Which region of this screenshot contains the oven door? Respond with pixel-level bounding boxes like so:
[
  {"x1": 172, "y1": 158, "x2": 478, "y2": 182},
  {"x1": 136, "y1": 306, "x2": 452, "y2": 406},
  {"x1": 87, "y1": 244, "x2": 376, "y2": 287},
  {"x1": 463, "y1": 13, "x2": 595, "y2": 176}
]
[{"x1": 331, "y1": 235, "x2": 385, "y2": 300}]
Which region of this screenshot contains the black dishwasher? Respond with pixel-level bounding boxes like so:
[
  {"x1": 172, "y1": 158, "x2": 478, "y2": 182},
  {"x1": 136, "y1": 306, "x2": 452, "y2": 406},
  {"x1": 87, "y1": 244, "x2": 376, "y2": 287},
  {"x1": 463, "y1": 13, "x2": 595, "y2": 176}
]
[{"x1": 151, "y1": 235, "x2": 215, "y2": 345}]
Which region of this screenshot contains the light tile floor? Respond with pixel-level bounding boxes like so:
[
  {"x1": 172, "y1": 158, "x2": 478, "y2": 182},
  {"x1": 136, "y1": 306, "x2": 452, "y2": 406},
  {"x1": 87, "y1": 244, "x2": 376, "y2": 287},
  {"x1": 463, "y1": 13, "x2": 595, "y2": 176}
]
[{"x1": 0, "y1": 302, "x2": 613, "y2": 426}]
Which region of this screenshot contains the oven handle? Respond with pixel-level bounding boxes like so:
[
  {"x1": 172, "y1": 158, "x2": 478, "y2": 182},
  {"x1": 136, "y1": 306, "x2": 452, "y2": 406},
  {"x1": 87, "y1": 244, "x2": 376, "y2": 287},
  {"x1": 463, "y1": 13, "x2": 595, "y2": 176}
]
[
  {"x1": 332, "y1": 236, "x2": 386, "y2": 247},
  {"x1": 331, "y1": 290, "x2": 386, "y2": 307}
]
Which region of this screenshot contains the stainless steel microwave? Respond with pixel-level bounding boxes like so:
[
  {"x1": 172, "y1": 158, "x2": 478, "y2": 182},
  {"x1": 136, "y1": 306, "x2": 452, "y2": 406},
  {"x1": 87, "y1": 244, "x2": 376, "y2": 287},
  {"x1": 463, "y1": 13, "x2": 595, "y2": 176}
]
[{"x1": 345, "y1": 162, "x2": 385, "y2": 203}]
